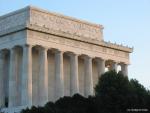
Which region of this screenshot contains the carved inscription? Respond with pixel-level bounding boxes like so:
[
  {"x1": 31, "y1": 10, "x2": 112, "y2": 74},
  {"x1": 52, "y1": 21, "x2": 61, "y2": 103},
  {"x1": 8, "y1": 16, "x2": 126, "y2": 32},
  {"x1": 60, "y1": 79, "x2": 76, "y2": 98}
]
[{"x1": 30, "y1": 10, "x2": 102, "y2": 40}]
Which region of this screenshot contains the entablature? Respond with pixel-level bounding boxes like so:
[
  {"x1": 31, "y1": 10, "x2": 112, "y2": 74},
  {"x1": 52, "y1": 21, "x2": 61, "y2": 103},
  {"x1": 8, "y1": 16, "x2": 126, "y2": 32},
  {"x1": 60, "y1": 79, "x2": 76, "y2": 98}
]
[{"x1": 27, "y1": 30, "x2": 131, "y2": 64}]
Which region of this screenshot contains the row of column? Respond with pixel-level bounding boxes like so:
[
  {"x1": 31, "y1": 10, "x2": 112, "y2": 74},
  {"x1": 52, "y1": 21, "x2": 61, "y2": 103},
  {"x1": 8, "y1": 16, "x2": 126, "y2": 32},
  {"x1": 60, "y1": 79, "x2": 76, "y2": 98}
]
[
  {"x1": 0, "y1": 45, "x2": 128, "y2": 108},
  {"x1": 111, "y1": 62, "x2": 128, "y2": 76}
]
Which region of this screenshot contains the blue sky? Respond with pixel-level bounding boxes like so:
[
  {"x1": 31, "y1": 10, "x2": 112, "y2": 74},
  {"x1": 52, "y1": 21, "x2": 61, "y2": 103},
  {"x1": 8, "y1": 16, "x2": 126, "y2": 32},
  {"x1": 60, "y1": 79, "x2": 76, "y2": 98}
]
[{"x1": 0, "y1": 0, "x2": 150, "y2": 88}]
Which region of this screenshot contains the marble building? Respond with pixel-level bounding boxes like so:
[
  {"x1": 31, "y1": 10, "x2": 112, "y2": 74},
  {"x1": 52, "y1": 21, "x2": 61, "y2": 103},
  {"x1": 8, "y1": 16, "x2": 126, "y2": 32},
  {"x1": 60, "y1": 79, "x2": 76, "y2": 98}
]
[{"x1": 0, "y1": 6, "x2": 133, "y2": 112}]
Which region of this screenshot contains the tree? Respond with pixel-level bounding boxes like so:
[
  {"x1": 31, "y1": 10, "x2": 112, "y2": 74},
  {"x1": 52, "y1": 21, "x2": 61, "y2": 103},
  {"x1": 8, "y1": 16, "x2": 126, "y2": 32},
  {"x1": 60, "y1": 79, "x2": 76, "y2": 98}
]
[
  {"x1": 129, "y1": 79, "x2": 150, "y2": 109},
  {"x1": 95, "y1": 70, "x2": 150, "y2": 113},
  {"x1": 95, "y1": 70, "x2": 130, "y2": 113}
]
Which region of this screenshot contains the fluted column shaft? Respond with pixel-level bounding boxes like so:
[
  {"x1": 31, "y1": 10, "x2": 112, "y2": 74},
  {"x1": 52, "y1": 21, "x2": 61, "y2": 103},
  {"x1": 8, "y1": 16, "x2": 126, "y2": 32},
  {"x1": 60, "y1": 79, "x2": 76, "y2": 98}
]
[
  {"x1": 97, "y1": 59, "x2": 105, "y2": 77},
  {"x1": 121, "y1": 63, "x2": 128, "y2": 76},
  {"x1": 84, "y1": 56, "x2": 93, "y2": 97},
  {"x1": 8, "y1": 49, "x2": 17, "y2": 107},
  {"x1": 70, "y1": 53, "x2": 79, "y2": 96},
  {"x1": 39, "y1": 48, "x2": 48, "y2": 106},
  {"x1": 21, "y1": 45, "x2": 32, "y2": 106},
  {"x1": 112, "y1": 62, "x2": 118, "y2": 72},
  {"x1": 55, "y1": 50, "x2": 64, "y2": 100},
  {"x1": 0, "y1": 51, "x2": 5, "y2": 107}
]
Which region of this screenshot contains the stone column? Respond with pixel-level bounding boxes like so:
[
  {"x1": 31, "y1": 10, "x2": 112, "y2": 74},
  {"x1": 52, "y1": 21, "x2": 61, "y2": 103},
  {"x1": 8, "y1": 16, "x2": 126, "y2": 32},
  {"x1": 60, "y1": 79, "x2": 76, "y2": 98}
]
[
  {"x1": 21, "y1": 45, "x2": 32, "y2": 107},
  {"x1": 112, "y1": 62, "x2": 118, "y2": 72},
  {"x1": 0, "y1": 51, "x2": 5, "y2": 107},
  {"x1": 97, "y1": 58, "x2": 105, "y2": 77},
  {"x1": 8, "y1": 48, "x2": 17, "y2": 107},
  {"x1": 69, "y1": 53, "x2": 79, "y2": 96},
  {"x1": 55, "y1": 50, "x2": 64, "y2": 100},
  {"x1": 39, "y1": 48, "x2": 48, "y2": 106},
  {"x1": 84, "y1": 56, "x2": 93, "y2": 97},
  {"x1": 121, "y1": 63, "x2": 128, "y2": 76}
]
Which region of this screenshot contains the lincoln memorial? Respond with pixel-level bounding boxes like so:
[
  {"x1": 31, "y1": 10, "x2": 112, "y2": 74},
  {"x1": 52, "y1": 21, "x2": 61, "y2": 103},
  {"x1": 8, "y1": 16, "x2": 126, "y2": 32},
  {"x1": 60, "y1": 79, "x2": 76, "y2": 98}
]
[{"x1": 0, "y1": 6, "x2": 133, "y2": 112}]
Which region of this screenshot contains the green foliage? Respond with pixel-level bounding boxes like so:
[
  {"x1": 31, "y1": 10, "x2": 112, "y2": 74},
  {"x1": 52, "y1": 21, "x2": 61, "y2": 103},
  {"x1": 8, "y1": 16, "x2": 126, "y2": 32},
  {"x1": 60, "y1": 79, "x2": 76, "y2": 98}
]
[
  {"x1": 95, "y1": 70, "x2": 150, "y2": 113},
  {"x1": 129, "y1": 79, "x2": 150, "y2": 109},
  {"x1": 21, "y1": 94, "x2": 97, "y2": 113},
  {"x1": 95, "y1": 71, "x2": 130, "y2": 97},
  {"x1": 95, "y1": 70, "x2": 130, "y2": 113}
]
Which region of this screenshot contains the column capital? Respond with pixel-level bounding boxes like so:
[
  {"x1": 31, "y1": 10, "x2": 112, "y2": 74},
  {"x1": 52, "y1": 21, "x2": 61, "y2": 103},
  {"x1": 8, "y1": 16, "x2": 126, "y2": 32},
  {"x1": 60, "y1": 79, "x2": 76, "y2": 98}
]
[
  {"x1": 67, "y1": 52, "x2": 79, "y2": 57},
  {"x1": 112, "y1": 60, "x2": 119, "y2": 64},
  {"x1": 95, "y1": 57, "x2": 106, "y2": 61},
  {"x1": 83, "y1": 55, "x2": 93, "y2": 60},
  {"x1": 120, "y1": 62, "x2": 128, "y2": 66},
  {"x1": 54, "y1": 49, "x2": 64, "y2": 54},
  {"x1": 39, "y1": 47, "x2": 48, "y2": 52}
]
